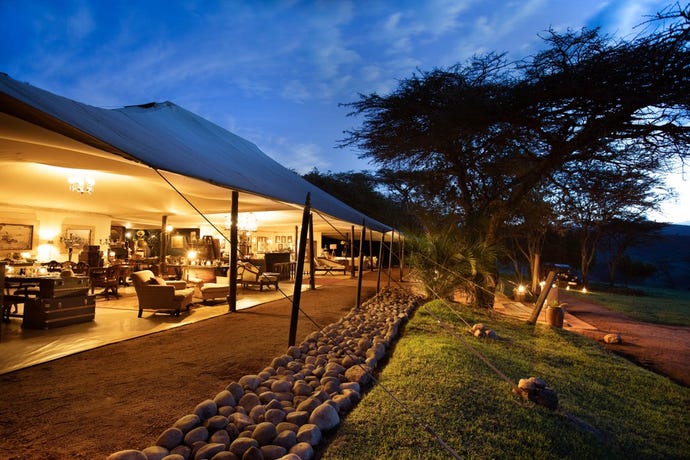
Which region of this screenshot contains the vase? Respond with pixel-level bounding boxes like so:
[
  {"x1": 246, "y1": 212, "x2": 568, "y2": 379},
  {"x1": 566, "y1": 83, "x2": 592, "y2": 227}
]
[{"x1": 546, "y1": 306, "x2": 564, "y2": 328}]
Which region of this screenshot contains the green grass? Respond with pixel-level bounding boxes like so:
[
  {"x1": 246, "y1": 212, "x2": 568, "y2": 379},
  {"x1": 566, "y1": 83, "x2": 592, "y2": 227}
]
[
  {"x1": 565, "y1": 285, "x2": 690, "y2": 326},
  {"x1": 322, "y1": 300, "x2": 690, "y2": 460}
]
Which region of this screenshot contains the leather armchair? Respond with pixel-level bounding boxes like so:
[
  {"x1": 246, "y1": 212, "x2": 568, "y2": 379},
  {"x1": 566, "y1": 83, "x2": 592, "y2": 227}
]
[{"x1": 131, "y1": 270, "x2": 194, "y2": 318}]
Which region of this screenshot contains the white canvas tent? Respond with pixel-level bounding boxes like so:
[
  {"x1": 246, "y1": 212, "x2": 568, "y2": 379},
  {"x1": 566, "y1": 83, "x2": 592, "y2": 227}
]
[{"x1": 0, "y1": 73, "x2": 390, "y2": 244}]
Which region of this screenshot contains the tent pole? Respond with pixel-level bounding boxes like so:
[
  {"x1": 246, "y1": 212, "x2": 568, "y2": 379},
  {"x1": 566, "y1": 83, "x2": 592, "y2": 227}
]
[
  {"x1": 369, "y1": 229, "x2": 374, "y2": 271},
  {"x1": 350, "y1": 225, "x2": 356, "y2": 278},
  {"x1": 387, "y1": 229, "x2": 394, "y2": 288},
  {"x1": 294, "y1": 225, "x2": 299, "y2": 281},
  {"x1": 227, "y1": 191, "x2": 239, "y2": 312},
  {"x1": 356, "y1": 221, "x2": 365, "y2": 309},
  {"x1": 376, "y1": 232, "x2": 384, "y2": 293},
  {"x1": 289, "y1": 193, "x2": 311, "y2": 347},
  {"x1": 159, "y1": 215, "x2": 167, "y2": 277},
  {"x1": 399, "y1": 233, "x2": 404, "y2": 282},
  {"x1": 308, "y1": 213, "x2": 315, "y2": 290}
]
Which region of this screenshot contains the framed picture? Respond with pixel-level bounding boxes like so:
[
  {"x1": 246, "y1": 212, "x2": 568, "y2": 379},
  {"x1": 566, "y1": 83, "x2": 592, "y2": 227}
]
[
  {"x1": 110, "y1": 225, "x2": 125, "y2": 243},
  {"x1": 63, "y1": 227, "x2": 92, "y2": 249},
  {"x1": 0, "y1": 223, "x2": 33, "y2": 250}
]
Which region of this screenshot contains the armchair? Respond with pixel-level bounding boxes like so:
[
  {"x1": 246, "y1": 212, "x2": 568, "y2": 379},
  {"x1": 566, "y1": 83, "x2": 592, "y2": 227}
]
[
  {"x1": 131, "y1": 270, "x2": 194, "y2": 318},
  {"x1": 91, "y1": 265, "x2": 120, "y2": 299}
]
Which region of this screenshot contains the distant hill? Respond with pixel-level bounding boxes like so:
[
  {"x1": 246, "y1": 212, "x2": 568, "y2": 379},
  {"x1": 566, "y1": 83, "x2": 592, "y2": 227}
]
[
  {"x1": 591, "y1": 223, "x2": 690, "y2": 290},
  {"x1": 660, "y1": 224, "x2": 690, "y2": 236}
]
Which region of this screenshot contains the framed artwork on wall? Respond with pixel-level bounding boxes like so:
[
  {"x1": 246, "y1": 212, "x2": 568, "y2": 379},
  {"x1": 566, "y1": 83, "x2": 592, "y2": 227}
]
[
  {"x1": 110, "y1": 226, "x2": 125, "y2": 243},
  {"x1": 62, "y1": 227, "x2": 93, "y2": 249},
  {"x1": 0, "y1": 223, "x2": 33, "y2": 250}
]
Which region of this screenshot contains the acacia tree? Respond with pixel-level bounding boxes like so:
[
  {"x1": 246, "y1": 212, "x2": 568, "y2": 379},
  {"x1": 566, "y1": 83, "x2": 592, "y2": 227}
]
[
  {"x1": 503, "y1": 188, "x2": 559, "y2": 294},
  {"x1": 341, "y1": 7, "x2": 689, "y2": 307},
  {"x1": 550, "y1": 158, "x2": 666, "y2": 286}
]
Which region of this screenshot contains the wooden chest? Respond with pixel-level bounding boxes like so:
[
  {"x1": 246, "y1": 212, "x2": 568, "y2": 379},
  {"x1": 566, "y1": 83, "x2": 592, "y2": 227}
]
[
  {"x1": 22, "y1": 295, "x2": 96, "y2": 329},
  {"x1": 38, "y1": 276, "x2": 90, "y2": 298}
]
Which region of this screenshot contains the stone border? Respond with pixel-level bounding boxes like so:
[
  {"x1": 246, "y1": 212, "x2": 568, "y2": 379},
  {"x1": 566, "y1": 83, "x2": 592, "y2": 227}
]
[{"x1": 108, "y1": 288, "x2": 422, "y2": 460}]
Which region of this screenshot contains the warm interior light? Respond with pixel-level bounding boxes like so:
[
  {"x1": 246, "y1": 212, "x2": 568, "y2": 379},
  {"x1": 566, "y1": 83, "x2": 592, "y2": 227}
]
[
  {"x1": 68, "y1": 175, "x2": 95, "y2": 194},
  {"x1": 187, "y1": 250, "x2": 198, "y2": 260},
  {"x1": 165, "y1": 224, "x2": 173, "y2": 232},
  {"x1": 517, "y1": 284, "x2": 526, "y2": 293}
]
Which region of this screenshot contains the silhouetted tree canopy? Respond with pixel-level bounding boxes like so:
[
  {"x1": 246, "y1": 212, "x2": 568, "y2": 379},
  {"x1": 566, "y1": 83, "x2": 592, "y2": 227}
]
[
  {"x1": 302, "y1": 169, "x2": 417, "y2": 232},
  {"x1": 341, "y1": 6, "x2": 689, "y2": 245}
]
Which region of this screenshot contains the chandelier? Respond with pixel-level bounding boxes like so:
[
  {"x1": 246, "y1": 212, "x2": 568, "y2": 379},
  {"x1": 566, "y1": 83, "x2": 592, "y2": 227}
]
[
  {"x1": 238, "y1": 212, "x2": 258, "y2": 232},
  {"x1": 68, "y1": 175, "x2": 95, "y2": 194}
]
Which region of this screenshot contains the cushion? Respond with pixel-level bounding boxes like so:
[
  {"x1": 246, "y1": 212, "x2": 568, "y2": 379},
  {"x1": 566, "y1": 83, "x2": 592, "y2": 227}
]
[{"x1": 147, "y1": 276, "x2": 167, "y2": 285}]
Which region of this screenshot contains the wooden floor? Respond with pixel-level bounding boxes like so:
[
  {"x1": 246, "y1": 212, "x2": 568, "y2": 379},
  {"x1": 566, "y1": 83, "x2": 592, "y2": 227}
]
[{"x1": 0, "y1": 280, "x2": 314, "y2": 375}]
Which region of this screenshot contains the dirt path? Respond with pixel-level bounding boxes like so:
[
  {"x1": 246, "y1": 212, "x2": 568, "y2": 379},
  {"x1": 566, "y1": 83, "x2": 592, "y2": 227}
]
[{"x1": 559, "y1": 292, "x2": 690, "y2": 387}]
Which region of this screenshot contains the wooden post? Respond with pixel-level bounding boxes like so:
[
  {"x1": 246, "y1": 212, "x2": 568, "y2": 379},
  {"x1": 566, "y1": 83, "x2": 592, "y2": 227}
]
[
  {"x1": 227, "y1": 191, "x2": 239, "y2": 312},
  {"x1": 356, "y1": 221, "x2": 365, "y2": 309},
  {"x1": 289, "y1": 193, "x2": 311, "y2": 347},
  {"x1": 527, "y1": 271, "x2": 556, "y2": 324}
]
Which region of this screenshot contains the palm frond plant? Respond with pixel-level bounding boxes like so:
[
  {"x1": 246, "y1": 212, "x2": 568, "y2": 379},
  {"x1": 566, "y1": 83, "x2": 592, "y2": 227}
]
[{"x1": 407, "y1": 226, "x2": 499, "y2": 307}]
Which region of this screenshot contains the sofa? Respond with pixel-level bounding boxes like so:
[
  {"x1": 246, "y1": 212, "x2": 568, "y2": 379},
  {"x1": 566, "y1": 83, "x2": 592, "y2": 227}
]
[{"x1": 131, "y1": 270, "x2": 195, "y2": 317}]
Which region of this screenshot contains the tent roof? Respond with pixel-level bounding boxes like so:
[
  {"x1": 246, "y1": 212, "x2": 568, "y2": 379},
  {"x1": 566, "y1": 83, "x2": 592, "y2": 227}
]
[{"x1": 0, "y1": 73, "x2": 390, "y2": 236}]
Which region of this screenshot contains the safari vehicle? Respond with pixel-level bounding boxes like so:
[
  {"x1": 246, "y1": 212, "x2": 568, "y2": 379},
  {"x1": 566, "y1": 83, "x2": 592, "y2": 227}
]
[{"x1": 541, "y1": 263, "x2": 582, "y2": 289}]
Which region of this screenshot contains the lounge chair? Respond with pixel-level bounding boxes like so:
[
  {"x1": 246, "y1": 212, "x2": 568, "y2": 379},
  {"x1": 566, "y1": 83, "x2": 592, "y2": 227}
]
[
  {"x1": 186, "y1": 266, "x2": 231, "y2": 304},
  {"x1": 237, "y1": 261, "x2": 279, "y2": 291},
  {"x1": 312, "y1": 257, "x2": 347, "y2": 275}
]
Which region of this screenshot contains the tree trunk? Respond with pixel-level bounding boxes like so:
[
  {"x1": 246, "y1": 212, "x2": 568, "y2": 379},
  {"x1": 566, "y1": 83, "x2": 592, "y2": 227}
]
[{"x1": 531, "y1": 252, "x2": 541, "y2": 294}]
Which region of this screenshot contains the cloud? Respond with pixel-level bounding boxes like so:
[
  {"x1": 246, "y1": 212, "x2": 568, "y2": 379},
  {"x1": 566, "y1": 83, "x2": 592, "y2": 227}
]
[
  {"x1": 281, "y1": 80, "x2": 312, "y2": 103},
  {"x1": 67, "y1": 5, "x2": 96, "y2": 40},
  {"x1": 262, "y1": 137, "x2": 330, "y2": 174}
]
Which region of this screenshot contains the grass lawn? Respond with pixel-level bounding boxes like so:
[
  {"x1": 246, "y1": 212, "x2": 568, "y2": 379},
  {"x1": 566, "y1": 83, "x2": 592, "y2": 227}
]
[
  {"x1": 565, "y1": 285, "x2": 690, "y2": 326},
  {"x1": 322, "y1": 299, "x2": 690, "y2": 459}
]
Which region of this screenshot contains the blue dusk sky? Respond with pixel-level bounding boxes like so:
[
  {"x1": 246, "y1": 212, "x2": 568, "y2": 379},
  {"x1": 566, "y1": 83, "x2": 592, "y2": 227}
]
[{"x1": 1, "y1": 0, "x2": 687, "y2": 224}]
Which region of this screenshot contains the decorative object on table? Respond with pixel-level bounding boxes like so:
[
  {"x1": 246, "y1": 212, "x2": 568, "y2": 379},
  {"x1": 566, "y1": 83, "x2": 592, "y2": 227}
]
[{"x1": 61, "y1": 227, "x2": 92, "y2": 262}]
